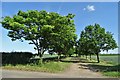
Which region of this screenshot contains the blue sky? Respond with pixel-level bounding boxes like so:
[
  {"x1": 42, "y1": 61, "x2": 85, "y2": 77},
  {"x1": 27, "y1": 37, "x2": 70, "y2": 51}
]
[{"x1": 0, "y1": 2, "x2": 118, "y2": 54}]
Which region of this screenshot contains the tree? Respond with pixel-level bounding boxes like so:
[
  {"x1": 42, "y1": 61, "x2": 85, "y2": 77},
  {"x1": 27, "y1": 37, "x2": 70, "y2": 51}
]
[
  {"x1": 1, "y1": 10, "x2": 77, "y2": 63},
  {"x1": 78, "y1": 24, "x2": 118, "y2": 63},
  {"x1": 48, "y1": 13, "x2": 77, "y2": 60}
]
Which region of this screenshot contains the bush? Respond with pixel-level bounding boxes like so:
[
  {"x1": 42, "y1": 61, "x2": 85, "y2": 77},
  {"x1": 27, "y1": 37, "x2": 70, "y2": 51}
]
[{"x1": 1, "y1": 52, "x2": 33, "y2": 65}]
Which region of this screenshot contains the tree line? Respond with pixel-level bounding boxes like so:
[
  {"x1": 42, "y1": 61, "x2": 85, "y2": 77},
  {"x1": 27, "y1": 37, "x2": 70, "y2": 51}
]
[{"x1": 1, "y1": 10, "x2": 118, "y2": 63}]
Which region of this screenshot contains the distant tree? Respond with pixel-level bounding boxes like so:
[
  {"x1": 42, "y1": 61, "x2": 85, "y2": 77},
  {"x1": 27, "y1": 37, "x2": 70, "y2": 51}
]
[
  {"x1": 1, "y1": 10, "x2": 77, "y2": 63},
  {"x1": 78, "y1": 24, "x2": 118, "y2": 63}
]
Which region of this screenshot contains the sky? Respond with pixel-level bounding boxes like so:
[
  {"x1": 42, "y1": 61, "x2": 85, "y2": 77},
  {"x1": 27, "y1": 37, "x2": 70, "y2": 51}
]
[{"x1": 0, "y1": 2, "x2": 119, "y2": 54}]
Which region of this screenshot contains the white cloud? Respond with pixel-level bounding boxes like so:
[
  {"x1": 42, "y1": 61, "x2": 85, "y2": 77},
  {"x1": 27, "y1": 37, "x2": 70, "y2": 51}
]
[{"x1": 83, "y1": 5, "x2": 95, "y2": 12}]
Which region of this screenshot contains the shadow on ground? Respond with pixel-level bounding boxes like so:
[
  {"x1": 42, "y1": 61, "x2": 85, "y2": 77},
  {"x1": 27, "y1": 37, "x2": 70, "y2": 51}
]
[
  {"x1": 60, "y1": 57, "x2": 81, "y2": 63},
  {"x1": 60, "y1": 60, "x2": 80, "y2": 63},
  {"x1": 79, "y1": 63, "x2": 120, "y2": 72},
  {"x1": 78, "y1": 58, "x2": 120, "y2": 73},
  {"x1": 79, "y1": 58, "x2": 98, "y2": 63}
]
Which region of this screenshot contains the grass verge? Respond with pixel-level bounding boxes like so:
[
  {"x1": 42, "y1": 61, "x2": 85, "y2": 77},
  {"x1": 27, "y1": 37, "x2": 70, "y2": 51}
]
[
  {"x1": 2, "y1": 61, "x2": 70, "y2": 73},
  {"x1": 80, "y1": 56, "x2": 120, "y2": 78},
  {"x1": 102, "y1": 71, "x2": 120, "y2": 78}
]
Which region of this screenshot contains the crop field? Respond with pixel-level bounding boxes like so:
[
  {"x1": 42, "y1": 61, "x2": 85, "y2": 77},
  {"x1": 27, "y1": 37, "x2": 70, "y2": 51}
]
[{"x1": 91, "y1": 55, "x2": 119, "y2": 65}]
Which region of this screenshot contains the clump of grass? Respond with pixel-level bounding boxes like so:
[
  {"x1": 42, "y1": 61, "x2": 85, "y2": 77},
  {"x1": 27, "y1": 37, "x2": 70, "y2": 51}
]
[
  {"x1": 102, "y1": 71, "x2": 120, "y2": 77},
  {"x1": 2, "y1": 61, "x2": 70, "y2": 73},
  {"x1": 41, "y1": 62, "x2": 70, "y2": 73}
]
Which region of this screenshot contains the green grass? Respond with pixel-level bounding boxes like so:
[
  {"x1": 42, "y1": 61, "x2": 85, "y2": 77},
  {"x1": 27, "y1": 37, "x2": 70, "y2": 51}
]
[
  {"x1": 2, "y1": 61, "x2": 70, "y2": 73},
  {"x1": 62, "y1": 57, "x2": 71, "y2": 61},
  {"x1": 81, "y1": 56, "x2": 120, "y2": 77},
  {"x1": 102, "y1": 71, "x2": 120, "y2": 77}
]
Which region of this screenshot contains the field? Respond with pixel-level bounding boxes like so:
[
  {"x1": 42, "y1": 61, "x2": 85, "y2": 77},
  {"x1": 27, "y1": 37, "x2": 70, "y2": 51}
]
[{"x1": 91, "y1": 55, "x2": 119, "y2": 65}]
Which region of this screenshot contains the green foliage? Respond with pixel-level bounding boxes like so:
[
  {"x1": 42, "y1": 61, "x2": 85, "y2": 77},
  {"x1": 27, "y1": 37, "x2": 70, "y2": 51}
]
[
  {"x1": 48, "y1": 13, "x2": 77, "y2": 56},
  {"x1": 1, "y1": 52, "x2": 33, "y2": 65},
  {"x1": 78, "y1": 24, "x2": 118, "y2": 62},
  {"x1": 1, "y1": 10, "x2": 77, "y2": 62},
  {"x1": 66, "y1": 48, "x2": 75, "y2": 57}
]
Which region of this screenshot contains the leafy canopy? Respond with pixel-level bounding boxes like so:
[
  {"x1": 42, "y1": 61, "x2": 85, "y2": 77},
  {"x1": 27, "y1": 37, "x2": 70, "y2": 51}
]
[
  {"x1": 1, "y1": 10, "x2": 77, "y2": 57},
  {"x1": 78, "y1": 24, "x2": 118, "y2": 54}
]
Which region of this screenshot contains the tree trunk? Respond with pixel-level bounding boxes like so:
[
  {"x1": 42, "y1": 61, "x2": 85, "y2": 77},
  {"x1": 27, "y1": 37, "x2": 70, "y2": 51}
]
[
  {"x1": 78, "y1": 53, "x2": 81, "y2": 57},
  {"x1": 96, "y1": 53, "x2": 100, "y2": 63},
  {"x1": 39, "y1": 56, "x2": 43, "y2": 66},
  {"x1": 86, "y1": 55, "x2": 87, "y2": 59},
  {"x1": 65, "y1": 54, "x2": 67, "y2": 58},
  {"x1": 37, "y1": 48, "x2": 44, "y2": 65},
  {"x1": 58, "y1": 53, "x2": 60, "y2": 62},
  {"x1": 83, "y1": 55, "x2": 84, "y2": 57},
  {"x1": 38, "y1": 56, "x2": 43, "y2": 65},
  {"x1": 90, "y1": 54, "x2": 91, "y2": 60}
]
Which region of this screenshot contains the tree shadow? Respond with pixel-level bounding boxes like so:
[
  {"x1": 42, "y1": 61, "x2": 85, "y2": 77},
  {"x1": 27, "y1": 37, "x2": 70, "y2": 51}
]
[
  {"x1": 60, "y1": 57, "x2": 81, "y2": 63},
  {"x1": 79, "y1": 58, "x2": 98, "y2": 63},
  {"x1": 60, "y1": 60, "x2": 80, "y2": 63},
  {"x1": 78, "y1": 63, "x2": 120, "y2": 72}
]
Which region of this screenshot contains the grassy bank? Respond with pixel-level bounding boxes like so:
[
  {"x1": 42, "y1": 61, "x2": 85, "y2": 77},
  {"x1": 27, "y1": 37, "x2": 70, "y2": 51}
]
[{"x1": 2, "y1": 61, "x2": 70, "y2": 73}]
